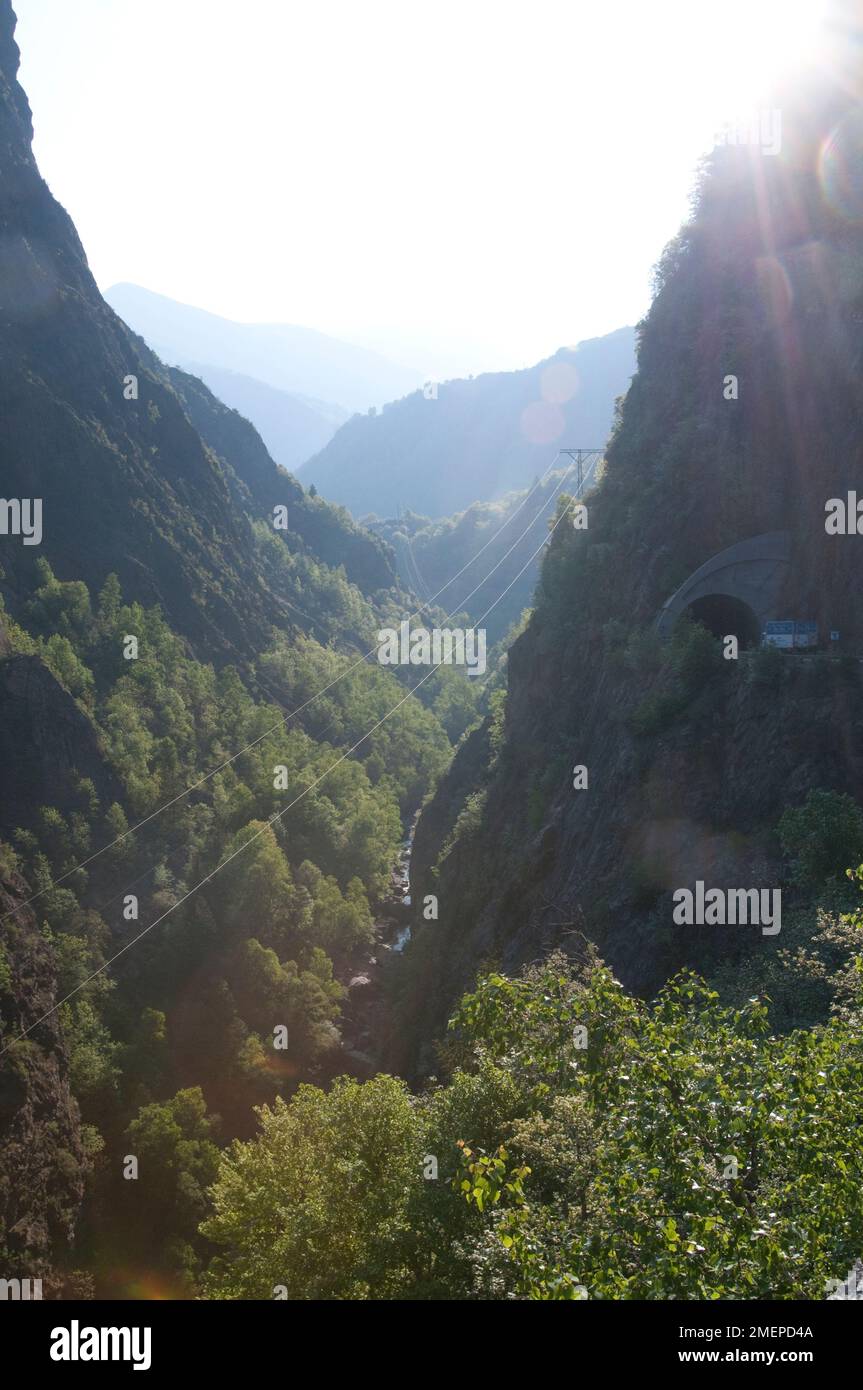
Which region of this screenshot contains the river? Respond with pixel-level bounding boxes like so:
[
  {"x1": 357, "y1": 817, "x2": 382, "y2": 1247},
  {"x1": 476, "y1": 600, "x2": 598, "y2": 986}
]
[{"x1": 331, "y1": 810, "x2": 419, "y2": 1076}]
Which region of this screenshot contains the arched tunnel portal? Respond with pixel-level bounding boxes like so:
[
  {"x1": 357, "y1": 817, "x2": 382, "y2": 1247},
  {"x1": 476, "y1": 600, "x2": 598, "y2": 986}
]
[
  {"x1": 655, "y1": 531, "x2": 792, "y2": 644},
  {"x1": 682, "y1": 593, "x2": 761, "y2": 648}
]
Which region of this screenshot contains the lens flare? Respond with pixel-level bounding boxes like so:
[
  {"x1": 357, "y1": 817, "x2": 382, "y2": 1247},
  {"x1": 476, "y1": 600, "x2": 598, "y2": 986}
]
[
  {"x1": 540, "y1": 360, "x2": 580, "y2": 405},
  {"x1": 819, "y1": 109, "x2": 863, "y2": 223},
  {"x1": 520, "y1": 399, "x2": 565, "y2": 445}
]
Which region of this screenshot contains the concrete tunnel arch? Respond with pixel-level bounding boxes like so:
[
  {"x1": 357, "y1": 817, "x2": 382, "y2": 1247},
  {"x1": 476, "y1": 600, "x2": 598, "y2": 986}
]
[{"x1": 655, "y1": 531, "x2": 792, "y2": 644}]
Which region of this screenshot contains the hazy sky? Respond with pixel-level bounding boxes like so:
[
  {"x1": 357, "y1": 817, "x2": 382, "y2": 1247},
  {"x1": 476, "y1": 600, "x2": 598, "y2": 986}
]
[{"x1": 15, "y1": 0, "x2": 826, "y2": 378}]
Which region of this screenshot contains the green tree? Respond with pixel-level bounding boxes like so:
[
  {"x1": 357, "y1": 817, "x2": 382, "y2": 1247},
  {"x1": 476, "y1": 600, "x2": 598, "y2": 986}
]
[
  {"x1": 123, "y1": 1087, "x2": 220, "y2": 1280},
  {"x1": 202, "y1": 1075, "x2": 422, "y2": 1299},
  {"x1": 778, "y1": 789, "x2": 863, "y2": 887}
]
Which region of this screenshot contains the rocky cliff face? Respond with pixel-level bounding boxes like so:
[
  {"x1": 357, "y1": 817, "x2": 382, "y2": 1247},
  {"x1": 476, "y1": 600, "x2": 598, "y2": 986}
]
[
  {"x1": 394, "y1": 652, "x2": 863, "y2": 1069},
  {"x1": 391, "y1": 25, "x2": 863, "y2": 1074},
  {"x1": 0, "y1": 865, "x2": 84, "y2": 1277},
  {"x1": 0, "y1": 654, "x2": 123, "y2": 841},
  {"x1": 0, "y1": 608, "x2": 118, "y2": 1281}
]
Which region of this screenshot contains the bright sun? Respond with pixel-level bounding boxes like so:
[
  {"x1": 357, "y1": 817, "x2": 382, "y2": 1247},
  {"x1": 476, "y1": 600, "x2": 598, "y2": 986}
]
[{"x1": 709, "y1": 0, "x2": 831, "y2": 112}]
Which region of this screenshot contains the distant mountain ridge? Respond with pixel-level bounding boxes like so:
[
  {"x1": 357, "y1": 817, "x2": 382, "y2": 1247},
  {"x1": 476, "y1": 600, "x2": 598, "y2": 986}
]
[
  {"x1": 173, "y1": 360, "x2": 349, "y2": 473},
  {"x1": 299, "y1": 327, "x2": 636, "y2": 519},
  {"x1": 104, "y1": 282, "x2": 424, "y2": 415}
]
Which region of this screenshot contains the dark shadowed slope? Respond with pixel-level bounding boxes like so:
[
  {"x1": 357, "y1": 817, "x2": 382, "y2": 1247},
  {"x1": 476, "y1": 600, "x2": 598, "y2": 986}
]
[
  {"x1": 166, "y1": 362, "x2": 348, "y2": 473},
  {"x1": 0, "y1": 15, "x2": 398, "y2": 664},
  {"x1": 391, "y1": 29, "x2": 863, "y2": 1073}
]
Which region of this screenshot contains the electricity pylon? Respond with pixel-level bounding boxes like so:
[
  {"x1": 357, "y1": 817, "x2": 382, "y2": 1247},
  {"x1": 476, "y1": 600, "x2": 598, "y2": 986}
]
[{"x1": 557, "y1": 448, "x2": 604, "y2": 497}]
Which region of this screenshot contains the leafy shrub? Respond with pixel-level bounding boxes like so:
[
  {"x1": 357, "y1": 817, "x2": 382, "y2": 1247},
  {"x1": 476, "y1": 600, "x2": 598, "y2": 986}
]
[
  {"x1": 629, "y1": 616, "x2": 721, "y2": 735},
  {"x1": 778, "y1": 789, "x2": 863, "y2": 887},
  {"x1": 747, "y1": 642, "x2": 785, "y2": 688}
]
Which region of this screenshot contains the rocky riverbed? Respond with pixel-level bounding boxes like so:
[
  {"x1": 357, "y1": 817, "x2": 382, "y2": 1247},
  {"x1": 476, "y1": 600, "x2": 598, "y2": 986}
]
[{"x1": 331, "y1": 812, "x2": 419, "y2": 1077}]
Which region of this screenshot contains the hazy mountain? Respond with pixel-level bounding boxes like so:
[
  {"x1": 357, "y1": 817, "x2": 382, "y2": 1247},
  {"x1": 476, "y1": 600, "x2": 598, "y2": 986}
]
[
  {"x1": 300, "y1": 327, "x2": 636, "y2": 519},
  {"x1": 105, "y1": 282, "x2": 423, "y2": 414},
  {"x1": 173, "y1": 360, "x2": 349, "y2": 473}
]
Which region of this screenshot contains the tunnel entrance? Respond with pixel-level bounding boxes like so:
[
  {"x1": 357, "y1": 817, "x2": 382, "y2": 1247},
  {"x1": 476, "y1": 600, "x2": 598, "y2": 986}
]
[{"x1": 682, "y1": 593, "x2": 761, "y2": 648}]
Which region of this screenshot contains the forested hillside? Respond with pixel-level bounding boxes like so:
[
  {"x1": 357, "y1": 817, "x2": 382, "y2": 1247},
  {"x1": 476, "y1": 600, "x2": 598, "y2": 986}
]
[
  {"x1": 368, "y1": 464, "x2": 597, "y2": 645},
  {"x1": 165, "y1": 362, "x2": 348, "y2": 474},
  {"x1": 0, "y1": 0, "x2": 477, "y2": 1295},
  {"x1": 2, "y1": 0, "x2": 863, "y2": 1310},
  {"x1": 300, "y1": 329, "x2": 635, "y2": 519}
]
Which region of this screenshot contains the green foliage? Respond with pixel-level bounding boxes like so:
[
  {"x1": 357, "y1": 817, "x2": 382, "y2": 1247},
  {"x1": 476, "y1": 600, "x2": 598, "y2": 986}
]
[
  {"x1": 778, "y1": 789, "x2": 863, "y2": 888},
  {"x1": 38, "y1": 634, "x2": 95, "y2": 703},
  {"x1": 200, "y1": 937, "x2": 863, "y2": 1300},
  {"x1": 0, "y1": 941, "x2": 12, "y2": 994},
  {"x1": 448, "y1": 954, "x2": 863, "y2": 1300},
  {"x1": 1, "y1": 555, "x2": 456, "y2": 1283},
  {"x1": 60, "y1": 998, "x2": 121, "y2": 1116},
  {"x1": 430, "y1": 667, "x2": 482, "y2": 744},
  {"x1": 258, "y1": 633, "x2": 452, "y2": 816},
  {"x1": 706, "y1": 879, "x2": 859, "y2": 1031},
  {"x1": 439, "y1": 789, "x2": 488, "y2": 861},
  {"x1": 747, "y1": 641, "x2": 785, "y2": 688},
  {"x1": 26, "y1": 559, "x2": 93, "y2": 641},
  {"x1": 370, "y1": 471, "x2": 598, "y2": 647},
  {"x1": 629, "y1": 616, "x2": 722, "y2": 735},
  {"x1": 230, "y1": 936, "x2": 342, "y2": 1060},
  {"x1": 123, "y1": 1088, "x2": 221, "y2": 1283},
  {"x1": 487, "y1": 687, "x2": 507, "y2": 764},
  {"x1": 202, "y1": 1075, "x2": 422, "y2": 1299},
  {"x1": 0, "y1": 841, "x2": 19, "y2": 880}
]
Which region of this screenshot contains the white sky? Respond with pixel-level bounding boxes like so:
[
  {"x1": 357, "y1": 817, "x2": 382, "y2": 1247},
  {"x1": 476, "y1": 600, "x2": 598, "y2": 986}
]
[{"x1": 14, "y1": 0, "x2": 826, "y2": 377}]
